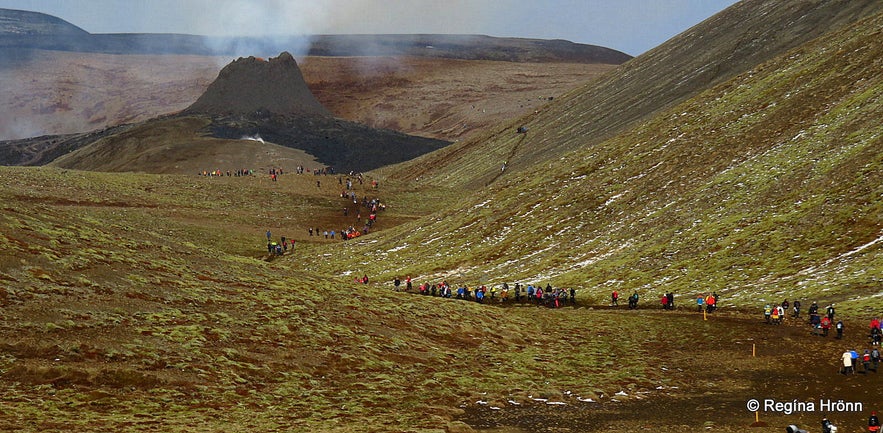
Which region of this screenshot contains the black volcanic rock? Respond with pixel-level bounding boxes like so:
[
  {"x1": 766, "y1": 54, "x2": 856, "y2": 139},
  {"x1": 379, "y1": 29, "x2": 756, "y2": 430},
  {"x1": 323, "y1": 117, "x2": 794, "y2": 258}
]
[{"x1": 185, "y1": 52, "x2": 330, "y2": 117}]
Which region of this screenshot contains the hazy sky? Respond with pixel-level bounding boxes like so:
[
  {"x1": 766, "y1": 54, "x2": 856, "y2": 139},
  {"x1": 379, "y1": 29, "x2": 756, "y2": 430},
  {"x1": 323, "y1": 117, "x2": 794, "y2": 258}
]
[{"x1": 0, "y1": 0, "x2": 739, "y2": 55}]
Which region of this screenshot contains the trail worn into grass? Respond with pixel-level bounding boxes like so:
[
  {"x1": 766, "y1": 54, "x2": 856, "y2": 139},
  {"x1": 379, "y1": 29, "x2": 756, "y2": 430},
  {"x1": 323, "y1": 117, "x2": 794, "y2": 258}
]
[{"x1": 458, "y1": 307, "x2": 883, "y2": 433}]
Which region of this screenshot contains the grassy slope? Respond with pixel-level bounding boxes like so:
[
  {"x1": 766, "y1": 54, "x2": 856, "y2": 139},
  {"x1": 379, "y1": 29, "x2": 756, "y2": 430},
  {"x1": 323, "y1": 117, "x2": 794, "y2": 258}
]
[
  {"x1": 326, "y1": 10, "x2": 883, "y2": 317},
  {"x1": 0, "y1": 168, "x2": 718, "y2": 432},
  {"x1": 1, "y1": 5, "x2": 882, "y2": 433},
  {"x1": 388, "y1": 0, "x2": 883, "y2": 191}
]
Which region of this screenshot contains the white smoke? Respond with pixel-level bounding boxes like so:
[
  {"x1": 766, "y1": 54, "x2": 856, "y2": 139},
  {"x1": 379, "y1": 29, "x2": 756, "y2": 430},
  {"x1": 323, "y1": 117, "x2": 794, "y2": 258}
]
[{"x1": 240, "y1": 134, "x2": 265, "y2": 144}]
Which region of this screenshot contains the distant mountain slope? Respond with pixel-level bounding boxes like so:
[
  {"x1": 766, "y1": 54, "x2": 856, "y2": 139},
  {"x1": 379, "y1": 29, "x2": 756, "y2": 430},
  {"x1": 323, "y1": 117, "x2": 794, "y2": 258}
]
[
  {"x1": 332, "y1": 6, "x2": 883, "y2": 312},
  {"x1": 0, "y1": 8, "x2": 87, "y2": 36},
  {"x1": 0, "y1": 7, "x2": 631, "y2": 63},
  {"x1": 395, "y1": 0, "x2": 883, "y2": 188},
  {"x1": 306, "y1": 34, "x2": 632, "y2": 64}
]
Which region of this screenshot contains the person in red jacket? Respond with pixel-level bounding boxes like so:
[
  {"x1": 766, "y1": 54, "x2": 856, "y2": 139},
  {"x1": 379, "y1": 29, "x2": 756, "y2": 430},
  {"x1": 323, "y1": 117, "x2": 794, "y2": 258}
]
[
  {"x1": 869, "y1": 410, "x2": 880, "y2": 432},
  {"x1": 820, "y1": 316, "x2": 832, "y2": 337}
]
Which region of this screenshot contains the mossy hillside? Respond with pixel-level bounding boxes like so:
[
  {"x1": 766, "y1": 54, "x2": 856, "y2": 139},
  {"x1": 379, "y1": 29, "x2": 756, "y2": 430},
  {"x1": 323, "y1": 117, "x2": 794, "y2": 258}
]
[
  {"x1": 2, "y1": 166, "x2": 717, "y2": 432},
  {"x1": 385, "y1": 0, "x2": 883, "y2": 191},
  {"x1": 1, "y1": 6, "x2": 882, "y2": 433},
  {"x1": 324, "y1": 11, "x2": 883, "y2": 316}
]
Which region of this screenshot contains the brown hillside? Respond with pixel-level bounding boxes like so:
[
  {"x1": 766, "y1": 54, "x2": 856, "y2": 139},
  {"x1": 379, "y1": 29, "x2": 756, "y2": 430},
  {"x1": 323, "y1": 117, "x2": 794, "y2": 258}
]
[
  {"x1": 0, "y1": 51, "x2": 613, "y2": 143},
  {"x1": 301, "y1": 56, "x2": 616, "y2": 141}
]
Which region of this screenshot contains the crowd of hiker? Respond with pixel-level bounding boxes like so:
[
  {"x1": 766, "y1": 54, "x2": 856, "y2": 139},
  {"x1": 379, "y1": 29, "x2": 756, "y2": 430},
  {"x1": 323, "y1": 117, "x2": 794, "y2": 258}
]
[
  {"x1": 845, "y1": 318, "x2": 883, "y2": 373},
  {"x1": 265, "y1": 230, "x2": 295, "y2": 256},
  {"x1": 259, "y1": 165, "x2": 387, "y2": 260},
  {"x1": 199, "y1": 168, "x2": 256, "y2": 177},
  {"x1": 840, "y1": 347, "x2": 880, "y2": 375},
  {"x1": 392, "y1": 277, "x2": 577, "y2": 308}
]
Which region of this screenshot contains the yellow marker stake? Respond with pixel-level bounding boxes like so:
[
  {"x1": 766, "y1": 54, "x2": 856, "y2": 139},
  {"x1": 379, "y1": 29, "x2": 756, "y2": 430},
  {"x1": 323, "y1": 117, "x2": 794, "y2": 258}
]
[{"x1": 703, "y1": 309, "x2": 707, "y2": 321}]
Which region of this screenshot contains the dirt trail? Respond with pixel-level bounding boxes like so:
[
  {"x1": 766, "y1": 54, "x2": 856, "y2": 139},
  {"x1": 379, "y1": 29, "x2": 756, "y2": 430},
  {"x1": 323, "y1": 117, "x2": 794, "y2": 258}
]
[{"x1": 458, "y1": 309, "x2": 883, "y2": 433}]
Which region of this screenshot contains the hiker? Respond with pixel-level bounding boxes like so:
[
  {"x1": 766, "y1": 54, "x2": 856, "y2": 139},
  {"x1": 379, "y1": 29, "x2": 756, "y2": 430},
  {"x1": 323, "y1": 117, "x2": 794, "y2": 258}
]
[
  {"x1": 863, "y1": 350, "x2": 872, "y2": 373},
  {"x1": 786, "y1": 425, "x2": 809, "y2": 433},
  {"x1": 611, "y1": 290, "x2": 619, "y2": 306},
  {"x1": 836, "y1": 320, "x2": 844, "y2": 339},
  {"x1": 869, "y1": 411, "x2": 880, "y2": 433},
  {"x1": 793, "y1": 300, "x2": 801, "y2": 318},
  {"x1": 661, "y1": 294, "x2": 669, "y2": 310},
  {"x1": 771, "y1": 306, "x2": 781, "y2": 325},
  {"x1": 281, "y1": 236, "x2": 287, "y2": 251},
  {"x1": 851, "y1": 350, "x2": 860, "y2": 373},
  {"x1": 514, "y1": 283, "x2": 522, "y2": 302},
  {"x1": 821, "y1": 316, "x2": 832, "y2": 336},
  {"x1": 393, "y1": 277, "x2": 401, "y2": 291},
  {"x1": 810, "y1": 311, "x2": 822, "y2": 332},
  {"x1": 706, "y1": 293, "x2": 716, "y2": 313},
  {"x1": 842, "y1": 350, "x2": 854, "y2": 374},
  {"x1": 527, "y1": 285, "x2": 535, "y2": 303},
  {"x1": 696, "y1": 295, "x2": 704, "y2": 312},
  {"x1": 569, "y1": 287, "x2": 576, "y2": 305},
  {"x1": 628, "y1": 292, "x2": 639, "y2": 309},
  {"x1": 872, "y1": 348, "x2": 880, "y2": 372},
  {"x1": 266, "y1": 230, "x2": 272, "y2": 241},
  {"x1": 667, "y1": 292, "x2": 675, "y2": 309},
  {"x1": 827, "y1": 304, "x2": 836, "y2": 321},
  {"x1": 764, "y1": 305, "x2": 772, "y2": 323},
  {"x1": 821, "y1": 417, "x2": 835, "y2": 433},
  {"x1": 809, "y1": 302, "x2": 820, "y2": 325}
]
